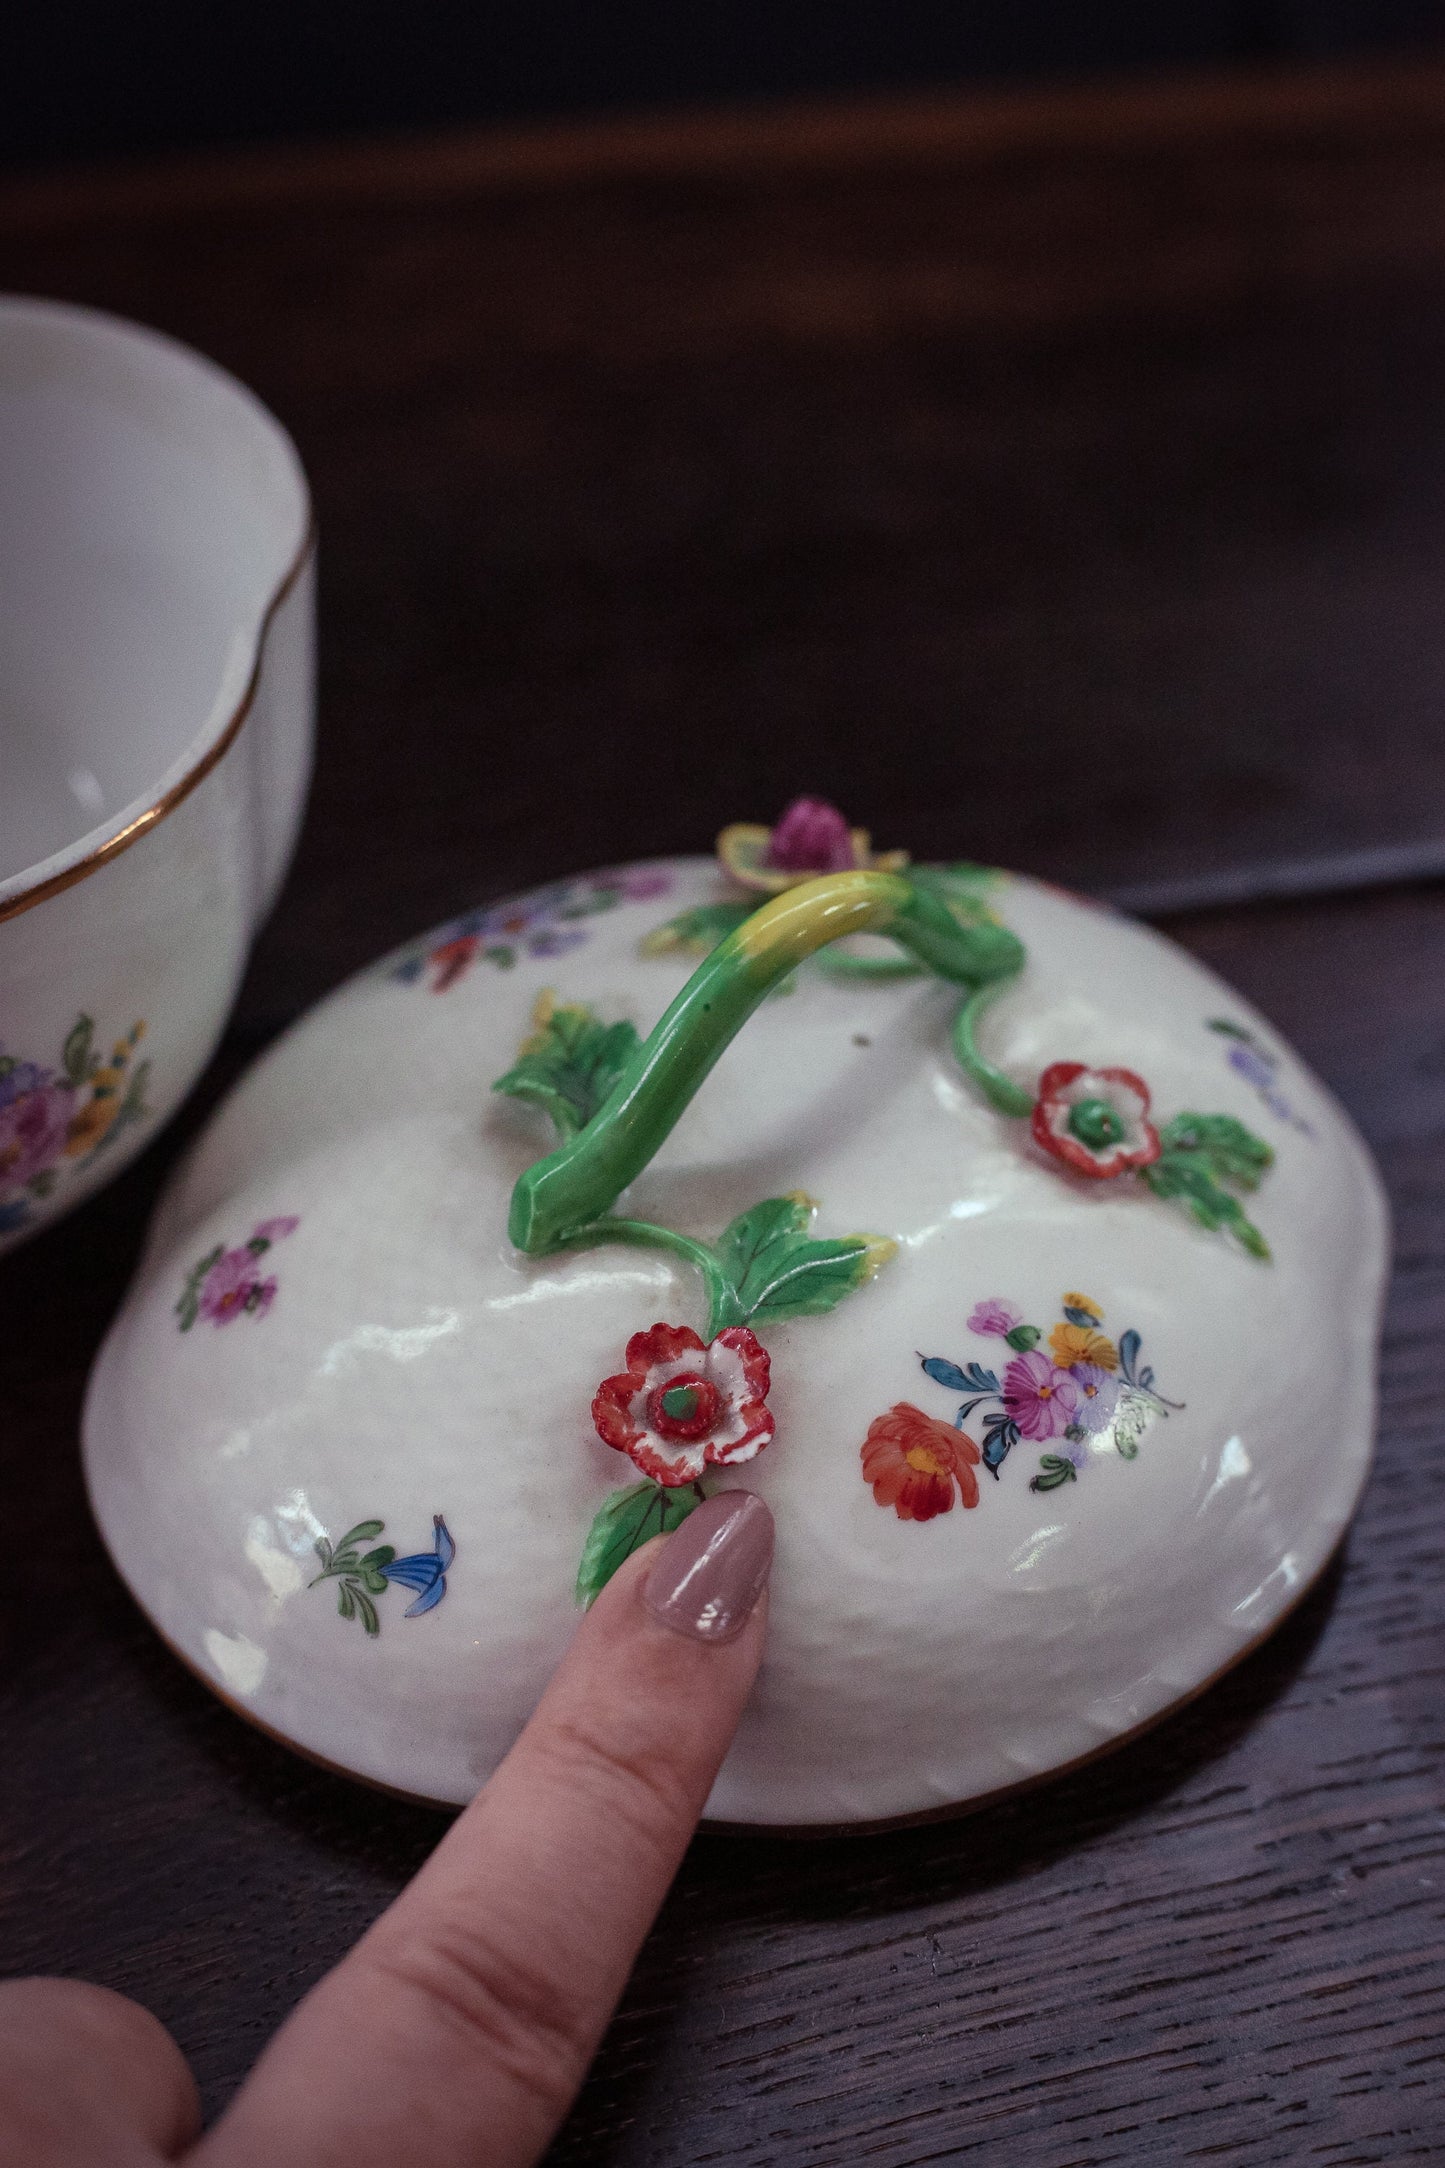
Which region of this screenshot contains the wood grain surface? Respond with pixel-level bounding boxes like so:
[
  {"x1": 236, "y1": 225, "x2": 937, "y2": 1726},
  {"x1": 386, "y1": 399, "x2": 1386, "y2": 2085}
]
[{"x1": 2, "y1": 61, "x2": 1443, "y2": 2164}]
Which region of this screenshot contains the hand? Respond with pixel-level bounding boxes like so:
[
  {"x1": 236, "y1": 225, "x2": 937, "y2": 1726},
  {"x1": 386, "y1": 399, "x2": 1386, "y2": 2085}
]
[{"x1": 0, "y1": 1489, "x2": 774, "y2": 2168}]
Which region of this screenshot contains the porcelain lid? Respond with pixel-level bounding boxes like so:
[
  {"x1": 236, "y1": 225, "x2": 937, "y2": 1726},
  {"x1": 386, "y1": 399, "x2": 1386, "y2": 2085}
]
[{"x1": 84, "y1": 832, "x2": 1387, "y2": 1823}]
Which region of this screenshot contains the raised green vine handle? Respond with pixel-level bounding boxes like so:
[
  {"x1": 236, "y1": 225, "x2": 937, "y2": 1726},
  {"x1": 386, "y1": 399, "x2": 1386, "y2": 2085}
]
[{"x1": 508, "y1": 869, "x2": 1024, "y2": 1254}]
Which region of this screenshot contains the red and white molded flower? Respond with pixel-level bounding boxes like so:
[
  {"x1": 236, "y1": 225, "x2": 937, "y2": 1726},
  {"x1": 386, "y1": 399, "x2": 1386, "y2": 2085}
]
[
  {"x1": 1031, "y1": 1062, "x2": 1161, "y2": 1180},
  {"x1": 592, "y1": 1322, "x2": 774, "y2": 1487}
]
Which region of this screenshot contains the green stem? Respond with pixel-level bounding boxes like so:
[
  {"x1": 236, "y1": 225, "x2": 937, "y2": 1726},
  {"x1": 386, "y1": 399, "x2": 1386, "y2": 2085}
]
[
  {"x1": 952, "y1": 976, "x2": 1034, "y2": 1117},
  {"x1": 552, "y1": 1217, "x2": 743, "y2": 1338},
  {"x1": 509, "y1": 870, "x2": 1024, "y2": 1254}
]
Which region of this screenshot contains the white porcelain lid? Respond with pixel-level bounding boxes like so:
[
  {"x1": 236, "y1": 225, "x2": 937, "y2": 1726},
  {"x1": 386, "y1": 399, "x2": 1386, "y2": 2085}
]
[{"x1": 83, "y1": 846, "x2": 1388, "y2": 1824}]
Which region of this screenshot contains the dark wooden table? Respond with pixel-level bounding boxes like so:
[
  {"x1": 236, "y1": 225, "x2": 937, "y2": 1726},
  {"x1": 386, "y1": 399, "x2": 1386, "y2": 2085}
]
[{"x1": 3, "y1": 59, "x2": 1445, "y2": 2164}]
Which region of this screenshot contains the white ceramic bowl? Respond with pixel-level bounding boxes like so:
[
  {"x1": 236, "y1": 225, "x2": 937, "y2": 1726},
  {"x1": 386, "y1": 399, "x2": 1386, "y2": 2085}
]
[
  {"x1": 0, "y1": 297, "x2": 313, "y2": 1250},
  {"x1": 84, "y1": 853, "x2": 1389, "y2": 1826}
]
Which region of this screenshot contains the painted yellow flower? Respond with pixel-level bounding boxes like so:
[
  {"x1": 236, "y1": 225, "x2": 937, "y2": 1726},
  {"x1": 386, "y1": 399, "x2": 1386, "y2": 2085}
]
[
  {"x1": 1063, "y1": 1291, "x2": 1102, "y2": 1322},
  {"x1": 64, "y1": 1089, "x2": 120, "y2": 1157},
  {"x1": 1050, "y1": 1321, "x2": 1118, "y2": 1372}
]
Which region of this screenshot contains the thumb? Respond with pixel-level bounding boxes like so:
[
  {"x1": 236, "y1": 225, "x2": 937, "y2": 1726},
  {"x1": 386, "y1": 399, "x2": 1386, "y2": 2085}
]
[{"x1": 193, "y1": 1487, "x2": 773, "y2": 2168}]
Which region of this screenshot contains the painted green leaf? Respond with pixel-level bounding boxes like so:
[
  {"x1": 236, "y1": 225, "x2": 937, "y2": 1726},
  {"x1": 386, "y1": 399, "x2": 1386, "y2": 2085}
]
[
  {"x1": 1143, "y1": 1149, "x2": 1270, "y2": 1260},
  {"x1": 1004, "y1": 1323, "x2": 1041, "y2": 1352},
  {"x1": 63, "y1": 1014, "x2": 94, "y2": 1088},
  {"x1": 714, "y1": 1193, "x2": 895, "y2": 1325},
  {"x1": 640, "y1": 900, "x2": 756, "y2": 960},
  {"x1": 332, "y1": 1519, "x2": 385, "y2": 1553},
  {"x1": 1031, "y1": 1453, "x2": 1077, "y2": 1492},
  {"x1": 1158, "y1": 1112, "x2": 1273, "y2": 1192},
  {"x1": 175, "y1": 1245, "x2": 223, "y2": 1333},
  {"x1": 493, "y1": 998, "x2": 642, "y2": 1140},
  {"x1": 353, "y1": 1587, "x2": 381, "y2": 1637},
  {"x1": 576, "y1": 1480, "x2": 702, "y2": 1606}
]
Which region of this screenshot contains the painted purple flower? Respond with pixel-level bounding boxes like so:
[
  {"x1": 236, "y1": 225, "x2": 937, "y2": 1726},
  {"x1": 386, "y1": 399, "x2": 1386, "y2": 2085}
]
[
  {"x1": 767, "y1": 797, "x2": 858, "y2": 874},
  {"x1": 526, "y1": 924, "x2": 589, "y2": 959},
  {"x1": 1069, "y1": 1362, "x2": 1121, "y2": 1436},
  {"x1": 1002, "y1": 1351, "x2": 1081, "y2": 1441},
  {"x1": 968, "y1": 1297, "x2": 1022, "y2": 1339},
  {"x1": 198, "y1": 1247, "x2": 276, "y2": 1325},
  {"x1": 606, "y1": 864, "x2": 674, "y2": 902},
  {"x1": 0, "y1": 1057, "x2": 50, "y2": 1112},
  {"x1": 0, "y1": 1079, "x2": 74, "y2": 1193}
]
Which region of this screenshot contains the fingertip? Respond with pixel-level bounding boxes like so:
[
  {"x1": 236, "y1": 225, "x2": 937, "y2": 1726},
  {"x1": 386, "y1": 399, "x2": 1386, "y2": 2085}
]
[{"x1": 0, "y1": 1977, "x2": 200, "y2": 2157}]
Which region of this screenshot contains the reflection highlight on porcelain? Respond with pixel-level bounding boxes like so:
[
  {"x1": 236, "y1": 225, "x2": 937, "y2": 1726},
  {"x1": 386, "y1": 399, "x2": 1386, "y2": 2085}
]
[
  {"x1": 319, "y1": 1309, "x2": 461, "y2": 1376},
  {"x1": 202, "y1": 1627, "x2": 268, "y2": 1697}
]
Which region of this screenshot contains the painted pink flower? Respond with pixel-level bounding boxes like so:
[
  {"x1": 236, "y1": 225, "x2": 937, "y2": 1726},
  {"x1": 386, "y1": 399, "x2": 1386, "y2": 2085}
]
[
  {"x1": 198, "y1": 1246, "x2": 276, "y2": 1325},
  {"x1": 1031, "y1": 1062, "x2": 1161, "y2": 1180},
  {"x1": 0, "y1": 1078, "x2": 74, "y2": 1193},
  {"x1": 1002, "y1": 1350, "x2": 1081, "y2": 1441},
  {"x1": 253, "y1": 1216, "x2": 301, "y2": 1244},
  {"x1": 1069, "y1": 1362, "x2": 1121, "y2": 1435},
  {"x1": 592, "y1": 1321, "x2": 773, "y2": 1487},
  {"x1": 968, "y1": 1297, "x2": 1022, "y2": 1339}
]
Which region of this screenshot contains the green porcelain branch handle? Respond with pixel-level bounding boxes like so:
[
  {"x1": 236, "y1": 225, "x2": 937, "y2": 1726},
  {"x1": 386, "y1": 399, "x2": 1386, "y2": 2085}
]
[{"x1": 508, "y1": 869, "x2": 1024, "y2": 1253}]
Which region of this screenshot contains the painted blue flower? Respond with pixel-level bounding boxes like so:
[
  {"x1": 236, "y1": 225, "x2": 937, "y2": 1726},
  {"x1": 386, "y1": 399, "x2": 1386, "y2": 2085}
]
[
  {"x1": 381, "y1": 1515, "x2": 456, "y2": 1616},
  {"x1": 0, "y1": 1057, "x2": 49, "y2": 1111}
]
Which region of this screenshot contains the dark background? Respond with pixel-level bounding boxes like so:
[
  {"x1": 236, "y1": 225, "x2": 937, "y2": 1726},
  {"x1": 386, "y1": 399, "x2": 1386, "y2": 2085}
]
[{"x1": 4, "y1": 0, "x2": 1445, "y2": 168}]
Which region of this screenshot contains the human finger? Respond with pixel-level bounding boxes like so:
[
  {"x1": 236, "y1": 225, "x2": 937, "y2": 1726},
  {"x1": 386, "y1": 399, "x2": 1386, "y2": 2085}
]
[{"x1": 193, "y1": 1487, "x2": 772, "y2": 2168}]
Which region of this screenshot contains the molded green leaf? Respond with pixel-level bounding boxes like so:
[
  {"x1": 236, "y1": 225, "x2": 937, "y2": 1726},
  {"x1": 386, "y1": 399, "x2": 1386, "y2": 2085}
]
[
  {"x1": 493, "y1": 995, "x2": 642, "y2": 1140},
  {"x1": 640, "y1": 900, "x2": 756, "y2": 960},
  {"x1": 1143, "y1": 1149, "x2": 1270, "y2": 1260},
  {"x1": 576, "y1": 1480, "x2": 701, "y2": 1606},
  {"x1": 714, "y1": 1193, "x2": 895, "y2": 1325},
  {"x1": 1158, "y1": 1112, "x2": 1273, "y2": 1192}
]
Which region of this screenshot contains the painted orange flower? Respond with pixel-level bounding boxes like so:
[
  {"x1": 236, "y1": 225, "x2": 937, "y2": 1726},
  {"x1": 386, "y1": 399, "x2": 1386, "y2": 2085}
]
[
  {"x1": 861, "y1": 1402, "x2": 980, "y2": 1520},
  {"x1": 1049, "y1": 1321, "x2": 1118, "y2": 1372}
]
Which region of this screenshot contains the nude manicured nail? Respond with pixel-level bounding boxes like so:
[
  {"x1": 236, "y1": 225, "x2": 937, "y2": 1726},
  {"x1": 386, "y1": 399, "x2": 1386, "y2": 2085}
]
[{"x1": 642, "y1": 1490, "x2": 774, "y2": 1644}]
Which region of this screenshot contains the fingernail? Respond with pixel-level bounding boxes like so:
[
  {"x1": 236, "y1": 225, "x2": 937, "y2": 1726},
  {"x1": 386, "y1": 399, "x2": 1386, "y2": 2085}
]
[{"x1": 642, "y1": 1490, "x2": 774, "y2": 1644}]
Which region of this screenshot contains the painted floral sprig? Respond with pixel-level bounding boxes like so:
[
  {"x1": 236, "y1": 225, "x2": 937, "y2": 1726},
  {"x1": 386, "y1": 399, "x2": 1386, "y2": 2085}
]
[
  {"x1": 917, "y1": 1291, "x2": 1181, "y2": 1501},
  {"x1": 176, "y1": 1217, "x2": 298, "y2": 1330},
  {"x1": 310, "y1": 1515, "x2": 455, "y2": 1636},
  {"x1": 0, "y1": 1013, "x2": 150, "y2": 1237}
]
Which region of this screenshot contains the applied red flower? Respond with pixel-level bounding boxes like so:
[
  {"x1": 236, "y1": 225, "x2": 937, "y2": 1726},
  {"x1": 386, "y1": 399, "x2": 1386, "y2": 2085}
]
[
  {"x1": 592, "y1": 1322, "x2": 774, "y2": 1487},
  {"x1": 861, "y1": 1403, "x2": 981, "y2": 1520},
  {"x1": 1031, "y1": 1061, "x2": 1161, "y2": 1180}
]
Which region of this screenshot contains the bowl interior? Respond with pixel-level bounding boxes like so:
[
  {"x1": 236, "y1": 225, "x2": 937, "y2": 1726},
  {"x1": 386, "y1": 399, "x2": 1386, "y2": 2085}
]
[{"x1": 0, "y1": 299, "x2": 308, "y2": 885}]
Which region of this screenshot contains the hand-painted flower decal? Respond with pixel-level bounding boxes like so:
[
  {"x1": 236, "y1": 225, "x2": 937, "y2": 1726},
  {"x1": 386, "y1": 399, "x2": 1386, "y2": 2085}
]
[
  {"x1": 1031, "y1": 1062, "x2": 1161, "y2": 1179},
  {"x1": 176, "y1": 1217, "x2": 299, "y2": 1331},
  {"x1": 904, "y1": 1291, "x2": 1182, "y2": 1503},
  {"x1": 1001, "y1": 1349, "x2": 1082, "y2": 1440},
  {"x1": 861, "y1": 1403, "x2": 981, "y2": 1520},
  {"x1": 0, "y1": 1015, "x2": 150, "y2": 1237},
  {"x1": 1209, "y1": 1018, "x2": 1317, "y2": 1138},
  {"x1": 310, "y1": 1514, "x2": 455, "y2": 1636},
  {"x1": 593, "y1": 1322, "x2": 773, "y2": 1487},
  {"x1": 717, "y1": 797, "x2": 909, "y2": 896},
  {"x1": 391, "y1": 866, "x2": 673, "y2": 993}
]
